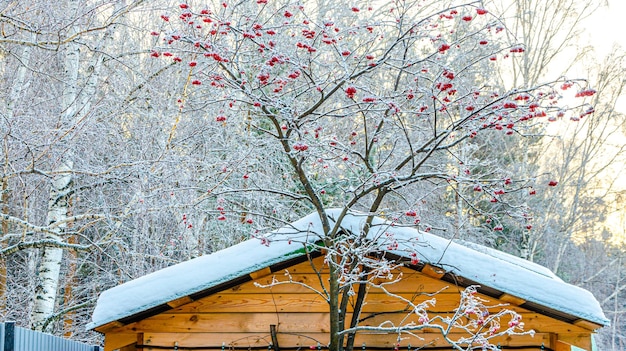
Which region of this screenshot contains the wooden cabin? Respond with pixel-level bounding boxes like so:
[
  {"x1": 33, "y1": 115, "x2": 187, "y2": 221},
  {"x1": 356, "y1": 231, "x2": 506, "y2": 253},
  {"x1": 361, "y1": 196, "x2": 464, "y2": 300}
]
[{"x1": 88, "y1": 211, "x2": 608, "y2": 351}]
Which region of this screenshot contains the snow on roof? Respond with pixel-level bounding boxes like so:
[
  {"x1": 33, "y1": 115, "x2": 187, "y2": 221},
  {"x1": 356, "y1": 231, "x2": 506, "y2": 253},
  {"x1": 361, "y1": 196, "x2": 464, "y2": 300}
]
[{"x1": 87, "y1": 209, "x2": 609, "y2": 330}]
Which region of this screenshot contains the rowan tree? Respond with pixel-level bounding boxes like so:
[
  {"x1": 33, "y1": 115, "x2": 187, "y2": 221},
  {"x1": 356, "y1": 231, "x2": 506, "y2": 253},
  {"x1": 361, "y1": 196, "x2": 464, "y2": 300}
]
[{"x1": 149, "y1": 1, "x2": 596, "y2": 350}]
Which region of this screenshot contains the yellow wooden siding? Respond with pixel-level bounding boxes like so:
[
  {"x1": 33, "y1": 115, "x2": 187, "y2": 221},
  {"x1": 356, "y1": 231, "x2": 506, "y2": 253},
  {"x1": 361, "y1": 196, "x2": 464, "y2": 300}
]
[{"x1": 103, "y1": 257, "x2": 594, "y2": 351}]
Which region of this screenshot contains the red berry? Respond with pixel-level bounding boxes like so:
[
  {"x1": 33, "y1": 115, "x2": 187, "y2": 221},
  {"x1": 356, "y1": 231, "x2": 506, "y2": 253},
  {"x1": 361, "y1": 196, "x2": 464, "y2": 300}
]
[
  {"x1": 438, "y1": 43, "x2": 451, "y2": 53},
  {"x1": 575, "y1": 89, "x2": 596, "y2": 97},
  {"x1": 345, "y1": 86, "x2": 357, "y2": 99}
]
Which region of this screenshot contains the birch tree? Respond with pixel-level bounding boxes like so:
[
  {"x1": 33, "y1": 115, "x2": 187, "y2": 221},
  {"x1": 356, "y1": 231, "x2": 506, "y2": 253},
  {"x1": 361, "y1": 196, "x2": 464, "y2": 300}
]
[
  {"x1": 0, "y1": 0, "x2": 148, "y2": 333},
  {"x1": 28, "y1": 0, "x2": 83, "y2": 330}
]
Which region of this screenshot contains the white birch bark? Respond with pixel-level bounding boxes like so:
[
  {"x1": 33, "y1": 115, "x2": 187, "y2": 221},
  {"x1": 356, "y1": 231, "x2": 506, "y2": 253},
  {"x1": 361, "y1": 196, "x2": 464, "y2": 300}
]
[
  {"x1": 29, "y1": 0, "x2": 81, "y2": 331},
  {"x1": 30, "y1": 161, "x2": 74, "y2": 331},
  {"x1": 6, "y1": 37, "x2": 34, "y2": 118}
]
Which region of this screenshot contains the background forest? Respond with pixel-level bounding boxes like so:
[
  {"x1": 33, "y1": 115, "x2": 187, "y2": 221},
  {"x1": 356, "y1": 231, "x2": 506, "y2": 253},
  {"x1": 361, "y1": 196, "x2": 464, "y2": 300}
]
[{"x1": 1, "y1": 0, "x2": 625, "y2": 349}]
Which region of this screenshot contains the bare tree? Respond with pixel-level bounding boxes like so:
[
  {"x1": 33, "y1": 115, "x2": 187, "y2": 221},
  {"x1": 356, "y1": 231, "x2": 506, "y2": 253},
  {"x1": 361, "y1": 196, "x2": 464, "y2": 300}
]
[{"x1": 0, "y1": 0, "x2": 149, "y2": 333}]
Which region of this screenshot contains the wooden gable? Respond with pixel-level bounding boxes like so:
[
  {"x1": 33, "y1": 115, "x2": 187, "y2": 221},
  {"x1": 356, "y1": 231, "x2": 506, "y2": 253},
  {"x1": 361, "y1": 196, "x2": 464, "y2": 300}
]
[{"x1": 98, "y1": 256, "x2": 599, "y2": 351}]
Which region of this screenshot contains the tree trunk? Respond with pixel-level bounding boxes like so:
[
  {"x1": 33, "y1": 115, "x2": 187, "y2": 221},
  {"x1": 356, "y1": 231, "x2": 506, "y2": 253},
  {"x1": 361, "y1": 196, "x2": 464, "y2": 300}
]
[
  {"x1": 30, "y1": 0, "x2": 80, "y2": 331},
  {"x1": 328, "y1": 257, "x2": 341, "y2": 351},
  {"x1": 0, "y1": 174, "x2": 8, "y2": 312},
  {"x1": 31, "y1": 161, "x2": 74, "y2": 331},
  {"x1": 4, "y1": 31, "x2": 36, "y2": 317}
]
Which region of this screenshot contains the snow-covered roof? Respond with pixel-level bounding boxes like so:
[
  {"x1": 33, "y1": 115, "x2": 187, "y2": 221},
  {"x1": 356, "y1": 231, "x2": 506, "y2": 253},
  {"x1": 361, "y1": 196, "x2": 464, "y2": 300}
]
[{"x1": 87, "y1": 209, "x2": 609, "y2": 330}]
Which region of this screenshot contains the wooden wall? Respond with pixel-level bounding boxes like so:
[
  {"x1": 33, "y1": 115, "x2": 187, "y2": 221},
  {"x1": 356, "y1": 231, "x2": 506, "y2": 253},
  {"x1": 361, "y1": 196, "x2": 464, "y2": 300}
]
[{"x1": 99, "y1": 257, "x2": 596, "y2": 351}]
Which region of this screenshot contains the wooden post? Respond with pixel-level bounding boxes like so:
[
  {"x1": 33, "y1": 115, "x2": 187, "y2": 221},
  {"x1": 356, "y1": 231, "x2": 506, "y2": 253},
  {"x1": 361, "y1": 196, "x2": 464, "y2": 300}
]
[{"x1": 3, "y1": 322, "x2": 15, "y2": 351}]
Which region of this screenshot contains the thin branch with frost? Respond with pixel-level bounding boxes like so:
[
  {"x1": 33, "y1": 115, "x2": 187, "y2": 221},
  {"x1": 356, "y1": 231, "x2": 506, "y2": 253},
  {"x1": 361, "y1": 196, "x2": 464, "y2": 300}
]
[
  {"x1": 0, "y1": 213, "x2": 105, "y2": 237},
  {"x1": 254, "y1": 271, "x2": 329, "y2": 301},
  {"x1": 1, "y1": 239, "x2": 92, "y2": 256}
]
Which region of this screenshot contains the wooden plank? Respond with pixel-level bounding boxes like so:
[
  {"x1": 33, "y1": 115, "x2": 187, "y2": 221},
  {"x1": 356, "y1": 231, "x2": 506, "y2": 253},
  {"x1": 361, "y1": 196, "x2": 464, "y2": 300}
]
[
  {"x1": 119, "y1": 312, "x2": 305, "y2": 334},
  {"x1": 172, "y1": 289, "x2": 529, "y2": 314},
  {"x1": 226, "y1": 271, "x2": 455, "y2": 295},
  {"x1": 572, "y1": 319, "x2": 603, "y2": 331},
  {"x1": 249, "y1": 267, "x2": 272, "y2": 279},
  {"x1": 516, "y1": 313, "x2": 591, "y2": 334},
  {"x1": 167, "y1": 296, "x2": 193, "y2": 308},
  {"x1": 97, "y1": 320, "x2": 125, "y2": 333},
  {"x1": 119, "y1": 311, "x2": 589, "y2": 335},
  {"x1": 361, "y1": 291, "x2": 529, "y2": 313},
  {"x1": 224, "y1": 264, "x2": 461, "y2": 297},
  {"x1": 557, "y1": 333, "x2": 592, "y2": 351},
  {"x1": 357, "y1": 311, "x2": 591, "y2": 335},
  {"x1": 555, "y1": 340, "x2": 573, "y2": 351},
  {"x1": 142, "y1": 331, "x2": 551, "y2": 349},
  {"x1": 224, "y1": 274, "x2": 327, "y2": 294},
  {"x1": 104, "y1": 332, "x2": 137, "y2": 351},
  {"x1": 499, "y1": 293, "x2": 526, "y2": 306},
  {"x1": 370, "y1": 271, "x2": 460, "y2": 294},
  {"x1": 421, "y1": 264, "x2": 445, "y2": 279},
  {"x1": 276, "y1": 256, "x2": 329, "y2": 274},
  {"x1": 169, "y1": 292, "x2": 379, "y2": 314},
  {"x1": 168, "y1": 291, "x2": 528, "y2": 314},
  {"x1": 170, "y1": 293, "x2": 328, "y2": 313}
]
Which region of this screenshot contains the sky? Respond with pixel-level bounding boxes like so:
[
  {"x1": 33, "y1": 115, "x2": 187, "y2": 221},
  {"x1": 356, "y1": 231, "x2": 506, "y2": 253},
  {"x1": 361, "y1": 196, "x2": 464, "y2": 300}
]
[{"x1": 584, "y1": 0, "x2": 626, "y2": 57}]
